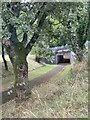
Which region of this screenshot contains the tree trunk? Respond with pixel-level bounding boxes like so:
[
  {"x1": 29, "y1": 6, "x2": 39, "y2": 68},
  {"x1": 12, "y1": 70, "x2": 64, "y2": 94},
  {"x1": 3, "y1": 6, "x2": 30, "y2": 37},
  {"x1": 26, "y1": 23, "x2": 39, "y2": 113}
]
[
  {"x1": 2, "y1": 45, "x2": 8, "y2": 71},
  {"x1": 67, "y1": 27, "x2": 83, "y2": 61},
  {"x1": 71, "y1": 36, "x2": 83, "y2": 61},
  {"x1": 35, "y1": 55, "x2": 41, "y2": 63},
  {"x1": 13, "y1": 56, "x2": 30, "y2": 100},
  {"x1": 2, "y1": 38, "x2": 31, "y2": 100}
]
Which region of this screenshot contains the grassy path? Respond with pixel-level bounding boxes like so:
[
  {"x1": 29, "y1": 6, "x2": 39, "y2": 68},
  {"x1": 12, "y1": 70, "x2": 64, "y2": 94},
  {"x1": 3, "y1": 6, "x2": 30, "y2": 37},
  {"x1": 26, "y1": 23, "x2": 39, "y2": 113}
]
[
  {"x1": 29, "y1": 64, "x2": 68, "y2": 89},
  {"x1": 29, "y1": 64, "x2": 57, "y2": 80},
  {"x1": 1, "y1": 64, "x2": 69, "y2": 104}
]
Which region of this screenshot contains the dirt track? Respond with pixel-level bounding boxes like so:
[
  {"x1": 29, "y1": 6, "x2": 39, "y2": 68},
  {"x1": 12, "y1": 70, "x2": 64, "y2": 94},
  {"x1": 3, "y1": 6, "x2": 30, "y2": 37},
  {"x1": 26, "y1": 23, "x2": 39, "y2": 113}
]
[
  {"x1": 29, "y1": 64, "x2": 67, "y2": 88},
  {"x1": 1, "y1": 64, "x2": 68, "y2": 104}
]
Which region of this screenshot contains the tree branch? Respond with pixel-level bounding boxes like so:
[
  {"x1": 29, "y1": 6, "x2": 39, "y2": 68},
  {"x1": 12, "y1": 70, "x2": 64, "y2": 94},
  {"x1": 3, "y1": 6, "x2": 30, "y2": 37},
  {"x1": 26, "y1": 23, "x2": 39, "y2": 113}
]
[
  {"x1": 26, "y1": 12, "x2": 47, "y2": 53},
  {"x1": 22, "y1": 32, "x2": 28, "y2": 45},
  {"x1": 82, "y1": 4, "x2": 90, "y2": 47},
  {"x1": 8, "y1": 24, "x2": 18, "y2": 43},
  {"x1": 30, "y1": 2, "x2": 46, "y2": 26}
]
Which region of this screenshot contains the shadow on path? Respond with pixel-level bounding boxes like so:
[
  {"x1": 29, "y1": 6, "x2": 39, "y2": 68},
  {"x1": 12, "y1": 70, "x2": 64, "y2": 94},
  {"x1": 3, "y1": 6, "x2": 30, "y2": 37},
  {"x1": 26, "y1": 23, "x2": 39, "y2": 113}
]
[{"x1": 0, "y1": 64, "x2": 68, "y2": 105}]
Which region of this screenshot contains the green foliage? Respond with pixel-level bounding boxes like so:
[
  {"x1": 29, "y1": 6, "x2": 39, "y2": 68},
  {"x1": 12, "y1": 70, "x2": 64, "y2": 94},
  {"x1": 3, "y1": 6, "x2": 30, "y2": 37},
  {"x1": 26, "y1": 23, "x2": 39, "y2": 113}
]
[
  {"x1": 2, "y1": 2, "x2": 89, "y2": 60},
  {"x1": 31, "y1": 35, "x2": 53, "y2": 62}
]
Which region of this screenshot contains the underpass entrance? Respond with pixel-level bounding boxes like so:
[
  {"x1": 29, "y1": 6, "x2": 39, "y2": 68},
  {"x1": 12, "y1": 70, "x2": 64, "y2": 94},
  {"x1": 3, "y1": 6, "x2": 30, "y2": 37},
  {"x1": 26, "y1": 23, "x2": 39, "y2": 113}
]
[{"x1": 56, "y1": 55, "x2": 70, "y2": 64}]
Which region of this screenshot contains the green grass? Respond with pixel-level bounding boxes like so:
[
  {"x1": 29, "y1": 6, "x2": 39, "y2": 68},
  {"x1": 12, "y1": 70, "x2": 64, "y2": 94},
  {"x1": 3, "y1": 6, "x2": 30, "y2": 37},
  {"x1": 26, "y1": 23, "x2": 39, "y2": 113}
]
[{"x1": 29, "y1": 64, "x2": 57, "y2": 80}]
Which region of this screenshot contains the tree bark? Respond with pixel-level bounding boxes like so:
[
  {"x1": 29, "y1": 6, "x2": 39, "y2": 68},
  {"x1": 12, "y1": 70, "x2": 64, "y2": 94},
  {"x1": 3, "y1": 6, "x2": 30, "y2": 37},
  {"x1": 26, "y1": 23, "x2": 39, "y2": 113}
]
[
  {"x1": 2, "y1": 38, "x2": 30, "y2": 100},
  {"x1": 67, "y1": 24, "x2": 83, "y2": 61},
  {"x1": 71, "y1": 36, "x2": 83, "y2": 61},
  {"x1": 2, "y1": 45, "x2": 8, "y2": 71},
  {"x1": 13, "y1": 55, "x2": 30, "y2": 100}
]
